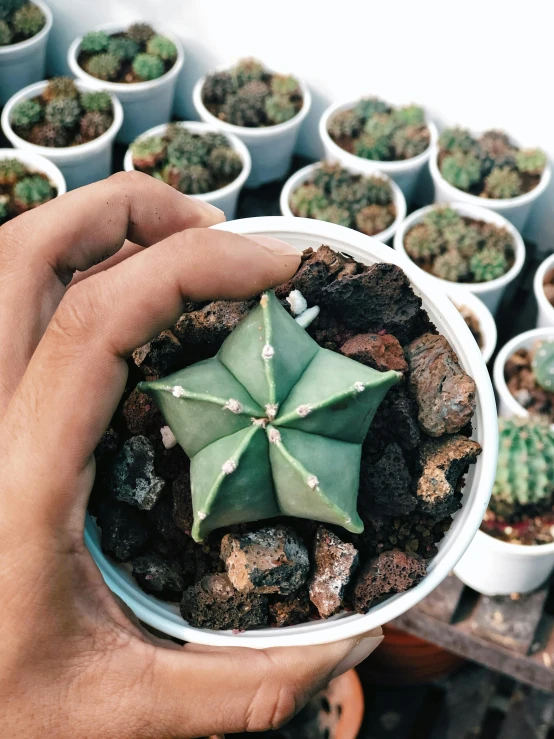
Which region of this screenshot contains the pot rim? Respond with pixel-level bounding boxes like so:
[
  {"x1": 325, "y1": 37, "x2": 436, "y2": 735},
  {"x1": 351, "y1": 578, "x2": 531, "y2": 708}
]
[
  {"x1": 468, "y1": 528, "x2": 554, "y2": 556},
  {"x1": 444, "y1": 287, "x2": 497, "y2": 364},
  {"x1": 0, "y1": 146, "x2": 67, "y2": 196},
  {"x1": 0, "y1": 0, "x2": 52, "y2": 56},
  {"x1": 534, "y1": 253, "x2": 554, "y2": 325}
]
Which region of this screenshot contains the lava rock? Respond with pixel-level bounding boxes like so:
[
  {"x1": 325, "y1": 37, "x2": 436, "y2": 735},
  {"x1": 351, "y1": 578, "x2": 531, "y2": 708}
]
[
  {"x1": 132, "y1": 330, "x2": 184, "y2": 378},
  {"x1": 417, "y1": 435, "x2": 482, "y2": 519},
  {"x1": 269, "y1": 590, "x2": 312, "y2": 627},
  {"x1": 109, "y1": 435, "x2": 165, "y2": 511},
  {"x1": 362, "y1": 385, "x2": 420, "y2": 458},
  {"x1": 99, "y1": 501, "x2": 150, "y2": 562},
  {"x1": 132, "y1": 551, "x2": 185, "y2": 601},
  {"x1": 307, "y1": 306, "x2": 356, "y2": 352},
  {"x1": 221, "y1": 525, "x2": 310, "y2": 595},
  {"x1": 340, "y1": 333, "x2": 408, "y2": 373},
  {"x1": 180, "y1": 574, "x2": 269, "y2": 630},
  {"x1": 172, "y1": 468, "x2": 194, "y2": 535},
  {"x1": 154, "y1": 441, "x2": 189, "y2": 483},
  {"x1": 173, "y1": 300, "x2": 254, "y2": 347},
  {"x1": 309, "y1": 527, "x2": 359, "y2": 618},
  {"x1": 147, "y1": 493, "x2": 190, "y2": 552},
  {"x1": 359, "y1": 443, "x2": 416, "y2": 519},
  {"x1": 405, "y1": 333, "x2": 477, "y2": 437},
  {"x1": 351, "y1": 549, "x2": 427, "y2": 612},
  {"x1": 122, "y1": 388, "x2": 164, "y2": 437},
  {"x1": 94, "y1": 427, "x2": 119, "y2": 462},
  {"x1": 276, "y1": 246, "x2": 359, "y2": 305},
  {"x1": 323, "y1": 263, "x2": 434, "y2": 345}
]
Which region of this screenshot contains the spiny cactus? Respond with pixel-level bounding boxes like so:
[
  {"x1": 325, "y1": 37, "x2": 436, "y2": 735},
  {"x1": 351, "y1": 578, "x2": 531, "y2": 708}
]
[
  {"x1": 433, "y1": 249, "x2": 469, "y2": 282},
  {"x1": 469, "y1": 246, "x2": 508, "y2": 282},
  {"x1": 354, "y1": 97, "x2": 391, "y2": 120},
  {"x1": 392, "y1": 125, "x2": 431, "y2": 160},
  {"x1": 167, "y1": 131, "x2": 208, "y2": 167},
  {"x1": 177, "y1": 164, "x2": 212, "y2": 195},
  {"x1": 131, "y1": 135, "x2": 166, "y2": 169},
  {"x1": 80, "y1": 91, "x2": 112, "y2": 113},
  {"x1": 0, "y1": 19, "x2": 11, "y2": 45},
  {"x1": 43, "y1": 77, "x2": 78, "y2": 101},
  {"x1": 484, "y1": 167, "x2": 522, "y2": 199},
  {"x1": 202, "y1": 71, "x2": 234, "y2": 105},
  {"x1": 271, "y1": 74, "x2": 299, "y2": 96},
  {"x1": 139, "y1": 291, "x2": 401, "y2": 540},
  {"x1": 12, "y1": 3, "x2": 45, "y2": 38},
  {"x1": 364, "y1": 112, "x2": 398, "y2": 140},
  {"x1": 265, "y1": 94, "x2": 297, "y2": 124},
  {"x1": 404, "y1": 223, "x2": 442, "y2": 260},
  {"x1": 312, "y1": 203, "x2": 351, "y2": 228},
  {"x1": 393, "y1": 105, "x2": 426, "y2": 126},
  {"x1": 13, "y1": 175, "x2": 53, "y2": 209},
  {"x1": 490, "y1": 417, "x2": 554, "y2": 518},
  {"x1": 232, "y1": 57, "x2": 266, "y2": 87},
  {"x1": 516, "y1": 148, "x2": 547, "y2": 177},
  {"x1": 354, "y1": 132, "x2": 391, "y2": 161},
  {"x1": 222, "y1": 80, "x2": 268, "y2": 127},
  {"x1": 0, "y1": 195, "x2": 10, "y2": 221},
  {"x1": 146, "y1": 34, "x2": 177, "y2": 61},
  {"x1": 441, "y1": 151, "x2": 482, "y2": 191},
  {"x1": 355, "y1": 204, "x2": 395, "y2": 236},
  {"x1": 207, "y1": 147, "x2": 242, "y2": 181},
  {"x1": 531, "y1": 340, "x2": 554, "y2": 391},
  {"x1": 127, "y1": 22, "x2": 155, "y2": 44},
  {"x1": 289, "y1": 183, "x2": 329, "y2": 218},
  {"x1": 0, "y1": 157, "x2": 26, "y2": 185},
  {"x1": 327, "y1": 109, "x2": 363, "y2": 140},
  {"x1": 45, "y1": 97, "x2": 81, "y2": 128},
  {"x1": 365, "y1": 177, "x2": 394, "y2": 206},
  {"x1": 424, "y1": 206, "x2": 462, "y2": 231},
  {"x1": 81, "y1": 30, "x2": 110, "y2": 53},
  {"x1": 80, "y1": 111, "x2": 111, "y2": 140},
  {"x1": 330, "y1": 177, "x2": 369, "y2": 207},
  {"x1": 445, "y1": 222, "x2": 482, "y2": 259},
  {"x1": 86, "y1": 52, "x2": 120, "y2": 81},
  {"x1": 107, "y1": 35, "x2": 139, "y2": 61},
  {"x1": 203, "y1": 132, "x2": 229, "y2": 151},
  {"x1": 479, "y1": 129, "x2": 514, "y2": 160},
  {"x1": 132, "y1": 53, "x2": 165, "y2": 81},
  {"x1": 29, "y1": 122, "x2": 69, "y2": 148},
  {"x1": 10, "y1": 99, "x2": 42, "y2": 128},
  {"x1": 438, "y1": 127, "x2": 476, "y2": 154}
]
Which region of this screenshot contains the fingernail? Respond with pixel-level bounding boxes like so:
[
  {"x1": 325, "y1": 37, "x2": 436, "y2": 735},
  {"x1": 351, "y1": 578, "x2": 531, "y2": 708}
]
[
  {"x1": 194, "y1": 198, "x2": 226, "y2": 220},
  {"x1": 329, "y1": 631, "x2": 384, "y2": 681},
  {"x1": 247, "y1": 234, "x2": 299, "y2": 256}
]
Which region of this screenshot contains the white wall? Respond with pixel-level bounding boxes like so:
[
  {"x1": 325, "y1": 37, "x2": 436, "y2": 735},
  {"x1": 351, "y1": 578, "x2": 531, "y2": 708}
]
[{"x1": 46, "y1": 0, "x2": 554, "y2": 251}]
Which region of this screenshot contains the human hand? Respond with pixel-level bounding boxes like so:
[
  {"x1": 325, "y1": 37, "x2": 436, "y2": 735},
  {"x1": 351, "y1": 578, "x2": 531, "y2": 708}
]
[{"x1": 0, "y1": 172, "x2": 382, "y2": 739}]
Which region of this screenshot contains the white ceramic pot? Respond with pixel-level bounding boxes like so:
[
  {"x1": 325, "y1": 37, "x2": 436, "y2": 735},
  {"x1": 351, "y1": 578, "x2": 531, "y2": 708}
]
[
  {"x1": 2, "y1": 79, "x2": 123, "y2": 191},
  {"x1": 429, "y1": 142, "x2": 552, "y2": 234},
  {"x1": 319, "y1": 98, "x2": 438, "y2": 203},
  {"x1": 534, "y1": 253, "x2": 554, "y2": 329},
  {"x1": 0, "y1": 0, "x2": 52, "y2": 106},
  {"x1": 68, "y1": 22, "x2": 184, "y2": 144},
  {"x1": 193, "y1": 67, "x2": 311, "y2": 188},
  {"x1": 446, "y1": 287, "x2": 497, "y2": 364},
  {"x1": 0, "y1": 147, "x2": 66, "y2": 201},
  {"x1": 454, "y1": 529, "x2": 554, "y2": 595},
  {"x1": 493, "y1": 327, "x2": 554, "y2": 422},
  {"x1": 124, "y1": 121, "x2": 251, "y2": 221},
  {"x1": 85, "y1": 215, "x2": 497, "y2": 649},
  {"x1": 393, "y1": 202, "x2": 525, "y2": 314},
  {"x1": 279, "y1": 162, "x2": 406, "y2": 246}
]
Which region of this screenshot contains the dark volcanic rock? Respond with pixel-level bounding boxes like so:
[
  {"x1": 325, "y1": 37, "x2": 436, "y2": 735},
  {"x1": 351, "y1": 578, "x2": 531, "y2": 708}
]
[
  {"x1": 173, "y1": 300, "x2": 254, "y2": 347},
  {"x1": 362, "y1": 384, "x2": 420, "y2": 458},
  {"x1": 359, "y1": 443, "x2": 416, "y2": 519},
  {"x1": 340, "y1": 332, "x2": 408, "y2": 373},
  {"x1": 132, "y1": 330, "x2": 184, "y2": 378},
  {"x1": 309, "y1": 527, "x2": 359, "y2": 618},
  {"x1": 99, "y1": 501, "x2": 150, "y2": 562},
  {"x1": 109, "y1": 436, "x2": 165, "y2": 511},
  {"x1": 94, "y1": 427, "x2": 119, "y2": 462},
  {"x1": 351, "y1": 549, "x2": 427, "y2": 612},
  {"x1": 132, "y1": 551, "x2": 185, "y2": 601},
  {"x1": 172, "y1": 468, "x2": 194, "y2": 535},
  {"x1": 147, "y1": 493, "x2": 189, "y2": 552},
  {"x1": 181, "y1": 574, "x2": 269, "y2": 630},
  {"x1": 122, "y1": 388, "x2": 164, "y2": 437},
  {"x1": 276, "y1": 246, "x2": 359, "y2": 305},
  {"x1": 269, "y1": 591, "x2": 312, "y2": 627}
]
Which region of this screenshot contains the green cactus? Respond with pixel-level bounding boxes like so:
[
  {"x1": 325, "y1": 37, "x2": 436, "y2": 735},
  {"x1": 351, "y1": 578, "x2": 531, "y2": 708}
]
[
  {"x1": 127, "y1": 22, "x2": 155, "y2": 44},
  {"x1": 289, "y1": 183, "x2": 329, "y2": 218},
  {"x1": 167, "y1": 130, "x2": 208, "y2": 167},
  {"x1": 11, "y1": 99, "x2": 42, "y2": 128},
  {"x1": 146, "y1": 34, "x2": 177, "y2": 61},
  {"x1": 364, "y1": 176, "x2": 393, "y2": 205},
  {"x1": 13, "y1": 175, "x2": 53, "y2": 208},
  {"x1": 202, "y1": 71, "x2": 234, "y2": 105},
  {"x1": 392, "y1": 125, "x2": 431, "y2": 160},
  {"x1": 531, "y1": 340, "x2": 554, "y2": 391},
  {"x1": 44, "y1": 77, "x2": 78, "y2": 101},
  {"x1": 29, "y1": 122, "x2": 69, "y2": 148},
  {"x1": 45, "y1": 97, "x2": 81, "y2": 128},
  {"x1": 312, "y1": 203, "x2": 351, "y2": 228},
  {"x1": 393, "y1": 104, "x2": 426, "y2": 126},
  {"x1": 354, "y1": 132, "x2": 391, "y2": 161},
  {"x1": 0, "y1": 194, "x2": 10, "y2": 222},
  {"x1": 265, "y1": 94, "x2": 297, "y2": 124},
  {"x1": 178, "y1": 164, "x2": 212, "y2": 195},
  {"x1": 432, "y1": 249, "x2": 469, "y2": 282},
  {"x1": 107, "y1": 35, "x2": 139, "y2": 62},
  {"x1": 207, "y1": 147, "x2": 242, "y2": 181},
  {"x1": 484, "y1": 167, "x2": 522, "y2": 199},
  {"x1": 440, "y1": 151, "x2": 482, "y2": 191},
  {"x1": 404, "y1": 223, "x2": 442, "y2": 261},
  {"x1": 491, "y1": 417, "x2": 554, "y2": 517},
  {"x1": 132, "y1": 53, "x2": 165, "y2": 81},
  {"x1": 203, "y1": 131, "x2": 229, "y2": 151},
  {"x1": 516, "y1": 148, "x2": 547, "y2": 176},
  {"x1": 12, "y1": 3, "x2": 45, "y2": 38},
  {"x1": 438, "y1": 127, "x2": 477, "y2": 154},
  {"x1": 0, "y1": 157, "x2": 26, "y2": 185},
  {"x1": 330, "y1": 177, "x2": 369, "y2": 207},
  {"x1": 424, "y1": 207, "x2": 462, "y2": 231},
  {"x1": 312, "y1": 163, "x2": 349, "y2": 193},
  {"x1": 479, "y1": 129, "x2": 515, "y2": 161},
  {"x1": 363, "y1": 112, "x2": 397, "y2": 140},
  {"x1": 223, "y1": 80, "x2": 268, "y2": 127},
  {"x1": 80, "y1": 111, "x2": 111, "y2": 140},
  {"x1": 86, "y1": 52, "x2": 121, "y2": 81},
  {"x1": 80, "y1": 91, "x2": 112, "y2": 113},
  {"x1": 354, "y1": 97, "x2": 391, "y2": 121},
  {"x1": 469, "y1": 246, "x2": 508, "y2": 282},
  {"x1": 80, "y1": 30, "x2": 110, "y2": 53},
  {"x1": 232, "y1": 57, "x2": 266, "y2": 87},
  {"x1": 0, "y1": 0, "x2": 25, "y2": 21},
  {"x1": 0, "y1": 19, "x2": 12, "y2": 45},
  {"x1": 445, "y1": 222, "x2": 482, "y2": 259},
  {"x1": 355, "y1": 204, "x2": 395, "y2": 236},
  {"x1": 327, "y1": 109, "x2": 363, "y2": 140},
  {"x1": 270, "y1": 74, "x2": 299, "y2": 96},
  {"x1": 139, "y1": 291, "x2": 401, "y2": 540},
  {"x1": 131, "y1": 134, "x2": 167, "y2": 169}
]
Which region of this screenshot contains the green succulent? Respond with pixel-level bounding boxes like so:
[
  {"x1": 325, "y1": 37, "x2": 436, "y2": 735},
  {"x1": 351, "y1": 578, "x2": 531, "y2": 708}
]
[
  {"x1": 80, "y1": 111, "x2": 112, "y2": 140},
  {"x1": 232, "y1": 57, "x2": 265, "y2": 87},
  {"x1": 203, "y1": 131, "x2": 229, "y2": 151},
  {"x1": 0, "y1": 19, "x2": 12, "y2": 45},
  {"x1": 404, "y1": 223, "x2": 442, "y2": 261},
  {"x1": 424, "y1": 207, "x2": 462, "y2": 231},
  {"x1": 44, "y1": 77, "x2": 78, "y2": 101},
  {"x1": 289, "y1": 183, "x2": 329, "y2": 218},
  {"x1": 327, "y1": 109, "x2": 363, "y2": 140},
  {"x1": 207, "y1": 147, "x2": 242, "y2": 181},
  {"x1": 354, "y1": 132, "x2": 391, "y2": 161},
  {"x1": 440, "y1": 151, "x2": 482, "y2": 191},
  {"x1": 12, "y1": 3, "x2": 45, "y2": 38},
  {"x1": 80, "y1": 30, "x2": 110, "y2": 53},
  {"x1": 439, "y1": 127, "x2": 477, "y2": 154},
  {"x1": 167, "y1": 131, "x2": 208, "y2": 167},
  {"x1": 107, "y1": 35, "x2": 139, "y2": 61},
  {"x1": 201, "y1": 71, "x2": 234, "y2": 105},
  {"x1": 432, "y1": 249, "x2": 469, "y2": 282},
  {"x1": 146, "y1": 34, "x2": 177, "y2": 61},
  {"x1": 312, "y1": 163, "x2": 349, "y2": 194},
  {"x1": 392, "y1": 125, "x2": 430, "y2": 160},
  {"x1": 516, "y1": 148, "x2": 547, "y2": 176},
  {"x1": 469, "y1": 246, "x2": 508, "y2": 282},
  {"x1": 354, "y1": 96, "x2": 391, "y2": 121},
  {"x1": 393, "y1": 105, "x2": 425, "y2": 126},
  {"x1": 445, "y1": 222, "x2": 482, "y2": 259},
  {"x1": 29, "y1": 122, "x2": 69, "y2": 148},
  {"x1": 85, "y1": 52, "x2": 121, "y2": 81},
  {"x1": 483, "y1": 167, "x2": 522, "y2": 199},
  {"x1": 532, "y1": 340, "x2": 554, "y2": 392},
  {"x1": 11, "y1": 99, "x2": 42, "y2": 128},
  {"x1": 312, "y1": 203, "x2": 351, "y2": 228},
  {"x1": 0, "y1": 0, "x2": 25, "y2": 22},
  {"x1": 45, "y1": 97, "x2": 81, "y2": 128},
  {"x1": 265, "y1": 94, "x2": 297, "y2": 124},
  {"x1": 330, "y1": 177, "x2": 369, "y2": 208},
  {"x1": 364, "y1": 176, "x2": 393, "y2": 205},
  {"x1": 131, "y1": 134, "x2": 167, "y2": 169},
  {"x1": 0, "y1": 157, "x2": 26, "y2": 185},
  {"x1": 0, "y1": 194, "x2": 10, "y2": 221},
  {"x1": 178, "y1": 164, "x2": 212, "y2": 195},
  {"x1": 355, "y1": 204, "x2": 394, "y2": 236},
  {"x1": 132, "y1": 53, "x2": 165, "y2": 81},
  {"x1": 80, "y1": 91, "x2": 112, "y2": 113},
  {"x1": 223, "y1": 81, "x2": 268, "y2": 127},
  {"x1": 479, "y1": 130, "x2": 515, "y2": 162},
  {"x1": 13, "y1": 175, "x2": 53, "y2": 207},
  {"x1": 363, "y1": 112, "x2": 397, "y2": 140},
  {"x1": 270, "y1": 74, "x2": 299, "y2": 96},
  {"x1": 139, "y1": 291, "x2": 401, "y2": 540},
  {"x1": 127, "y1": 22, "x2": 155, "y2": 44}
]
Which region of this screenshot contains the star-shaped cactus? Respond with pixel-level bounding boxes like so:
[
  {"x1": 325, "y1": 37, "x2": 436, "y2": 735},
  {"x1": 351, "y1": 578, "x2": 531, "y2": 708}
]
[{"x1": 139, "y1": 292, "x2": 401, "y2": 541}]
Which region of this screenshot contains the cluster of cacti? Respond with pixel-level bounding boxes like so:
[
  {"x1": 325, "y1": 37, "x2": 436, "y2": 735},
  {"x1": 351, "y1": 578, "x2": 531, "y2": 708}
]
[
  {"x1": 131, "y1": 124, "x2": 243, "y2": 195},
  {"x1": 10, "y1": 78, "x2": 114, "y2": 148},
  {"x1": 202, "y1": 58, "x2": 303, "y2": 128},
  {"x1": 289, "y1": 163, "x2": 396, "y2": 236},
  {"x1": 404, "y1": 207, "x2": 513, "y2": 283},
  {"x1": 79, "y1": 23, "x2": 177, "y2": 83},
  {"x1": 439, "y1": 127, "x2": 547, "y2": 198},
  {"x1": 327, "y1": 97, "x2": 431, "y2": 162},
  {"x1": 0, "y1": 0, "x2": 45, "y2": 46},
  {"x1": 531, "y1": 340, "x2": 554, "y2": 392},
  {"x1": 140, "y1": 291, "x2": 401, "y2": 541},
  {"x1": 0, "y1": 157, "x2": 55, "y2": 224},
  {"x1": 488, "y1": 417, "x2": 554, "y2": 520}
]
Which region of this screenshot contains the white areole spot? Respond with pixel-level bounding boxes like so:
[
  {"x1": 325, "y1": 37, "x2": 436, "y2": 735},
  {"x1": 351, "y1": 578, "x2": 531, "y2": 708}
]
[
  {"x1": 224, "y1": 398, "x2": 243, "y2": 414},
  {"x1": 307, "y1": 475, "x2": 319, "y2": 489},
  {"x1": 222, "y1": 460, "x2": 237, "y2": 475},
  {"x1": 252, "y1": 417, "x2": 268, "y2": 428},
  {"x1": 262, "y1": 344, "x2": 275, "y2": 359},
  {"x1": 172, "y1": 385, "x2": 186, "y2": 397},
  {"x1": 354, "y1": 382, "x2": 366, "y2": 393},
  {"x1": 260, "y1": 293, "x2": 269, "y2": 308},
  {"x1": 198, "y1": 511, "x2": 207, "y2": 520},
  {"x1": 265, "y1": 403, "x2": 279, "y2": 420},
  {"x1": 268, "y1": 427, "x2": 281, "y2": 443},
  {"x1": 160, "y1": 426, "x2": 177, "y2": 449},
  {"x1": 296, "y1": 404, "x2": 312, "y2": 417},
  {"x1": 286, "y1": 289, "x2": 308, "y2": 316}
]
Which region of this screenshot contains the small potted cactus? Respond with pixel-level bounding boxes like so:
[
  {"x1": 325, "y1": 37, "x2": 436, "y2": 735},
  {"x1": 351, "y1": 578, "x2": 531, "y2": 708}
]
[
  {"x1": 534, "y1": 253, "x2": 554, "y2": 329},
  {"x1": 2, "y1": 76, "x2": 123, "y2": 190},
  {"x1": 280, "y1": 161, "x2": 406, "y2": 244},
  {"x1": 446, "y1": 288, "x2": 497, "y2": 364},
  {"x1": 124, "y1": 121, "x2": 251, "y2": 220},
  {"x1": 0, "y1": 0, "x2": 52, "y2": 105},
  {"x1": 394, "y1": 203, "x2": 525, "y2": 313},
  {"x1": 430, "y1": 127, "x2": 551, "y2": 232},
  {"x1": 193, "y1": 58, "x2": 311, "y2": 187},
  {"x1": 455, "y1": 416, "x2": 554, "y2": 595},
  {"x1": 0, "y1": 148, "x2": 66, "y2": 224},
  {"x1": 68, "y1": 22, "x2": 184, "y2": 143},
  {"x1": 319, "y1": 96, "x2": 438, "y2": 201}
]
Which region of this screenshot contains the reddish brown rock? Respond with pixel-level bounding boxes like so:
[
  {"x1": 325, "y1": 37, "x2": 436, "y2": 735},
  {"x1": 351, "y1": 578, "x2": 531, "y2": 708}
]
[
  {"x1": 405, "y1": 333, "x2": 477, "y2": 437},
  {"x1": 122, "y1": 387, "x2": 164, "y2": 437},
  {"x1": 180, "y1": 574, "x2": 268, "y2": 630},
  {"x1": 417, "y1": 435, "x2": 482, "y2": 519},
  {"x1": 340, "y1": 333, "x2": 408, "y2": 373},
  {"x1": 173, "y1": 300, "x2": 254, "y2": 346},
  {"x1": 276, "y1": 245, "x2": 359, "y2": 304},
  {"x1": 307, "y1": 307, "x2": 356, "y2": 352},
  {"x1": 269, "y1": 591, "x2": 312, "y2": 627},
  {"x1": 351, "y1": 549, "x2": 427, "y2": 613},
  {"x1": 309, "y1": 527, "x2": 359, "y2": 618},
  {"x1": 132, "y1": 330, "x2": 184, "y2": 378}
]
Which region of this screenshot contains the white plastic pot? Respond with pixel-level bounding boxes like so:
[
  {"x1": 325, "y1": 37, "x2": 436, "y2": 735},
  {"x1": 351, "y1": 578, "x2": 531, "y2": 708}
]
[
  {"x1": 0, "y1": 0, "x2": 52, "y2": 106},
  {"x1": 446, "y1": 287, "x2": 497, "y2": 364},
  {"x1": 85, "y1": 216, "x2": 497, "y2": 649},
  {"x1": 319, "y1": 99, "x2": 438, "y2": 203},
  {"x1": 123, "y1": 121, "x2": 251, "y2": 221},
  {"x1": 0, "y1": 147, "x2": 66, "y2": 201},
  {"x1": 534, "y1": 253, "x2": 554, "y2": 329},
  {"x1": 429, "y1": 141, "x2": 552, "y2": 233},
  {"x1": 68, "y1": 22, "x2": 184, "y2": 144},
  {"x1": 393, "y1": 202, "x2": 525, "y2": 314},
  {"x1": 279, "y1": 162, "x2": 406, "y2": 245},
  {"x1": 2, "y1": 79, "x2": 123, "y2": 191},
  {"x1": 193, "y1": 67, "x2": 311, "y2": 188},
  {"x1": 493, "y1": 327, "x2": 554, "y2": 422}
]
